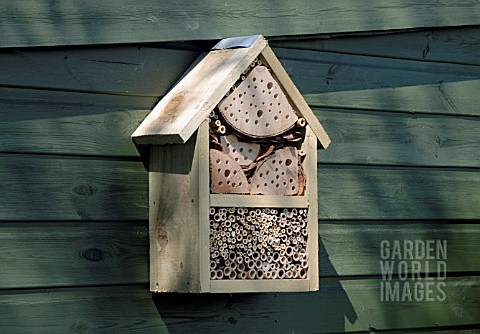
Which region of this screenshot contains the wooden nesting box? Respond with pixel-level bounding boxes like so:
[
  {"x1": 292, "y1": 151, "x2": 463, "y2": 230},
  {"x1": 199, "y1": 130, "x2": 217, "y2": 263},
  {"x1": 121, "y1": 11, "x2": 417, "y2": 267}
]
[{"x1": 132, "y1": 35, "x2": 330, "y2": 293}]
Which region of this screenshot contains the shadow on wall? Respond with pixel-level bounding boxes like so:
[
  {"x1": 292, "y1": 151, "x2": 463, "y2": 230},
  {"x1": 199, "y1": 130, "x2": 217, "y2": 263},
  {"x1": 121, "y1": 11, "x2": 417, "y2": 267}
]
[{"x1": 152, "y1": 237, "x2": 357, "y2": 334}]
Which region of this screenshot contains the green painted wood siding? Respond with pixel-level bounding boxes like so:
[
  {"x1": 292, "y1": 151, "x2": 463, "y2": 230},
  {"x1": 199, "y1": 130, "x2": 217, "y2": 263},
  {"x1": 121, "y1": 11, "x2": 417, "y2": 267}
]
[
  {"x1": 0, "y1": 26, "x2": 479, "y2": 333},
  {"x1": 1, "y1": 1, "x2": 480, "y2": 48}
]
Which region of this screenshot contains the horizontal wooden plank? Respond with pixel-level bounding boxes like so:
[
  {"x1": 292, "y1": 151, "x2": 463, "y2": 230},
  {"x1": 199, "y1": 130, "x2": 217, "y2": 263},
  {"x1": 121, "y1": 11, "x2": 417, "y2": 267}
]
[
  {"x1": 0, "y1": 46, "x2": 197, "y2": 96},
  {"x1": 2, "y1": 1, "x2": 480, "y2": 48},
  {"x1": 319, "y1": 223, "x2": 480, "y2": 277},
  {"x1": 0, "y1": 88, "x2": 152, "y2": 157},
  {"x1": 4, "y1": 88, "x2": 479, "y2": 169},
  {"x1": 0, "y1": 286, "x2": 165, "y2": 333},
  {"x1": 153, "y1": 276, "x2": 480, "y2": 333},
  {"x1": 1, "y1": 221, "x2": 477, "y2": 289},
  {"x1": 210, "y1": 194, "x2": 308, "y2": 208},
  {"x1": 316, "y1": 109, "x2": 480, "y2": 167},
  {"x1": 0, "y1": 155, "x2": 147, "y2": 221},
  {"x1": 271, "y1": 26, "x2": 480, "y2": 65},
  {"x1": 0, "y1": 222, "x2": 148, "y2": 289},
  {"x1": 1, "y1": 156, "x2": 479, "y2": 221},
  {"x1": 318, "y1": 166, "x2": 480, "y2": 220},
  {"x1": 210, "y1": 279, "x2": 311, "y2": 293},
  {"x1": 272, "y1": 48, "x2": 480, "y2": 116}
]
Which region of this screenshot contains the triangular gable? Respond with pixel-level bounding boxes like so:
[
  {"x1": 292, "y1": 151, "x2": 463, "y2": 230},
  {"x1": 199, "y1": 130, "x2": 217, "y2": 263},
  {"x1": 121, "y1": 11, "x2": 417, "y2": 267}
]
[{"x1": 132, "y1": 35, "x2": 330, "y2": 149}]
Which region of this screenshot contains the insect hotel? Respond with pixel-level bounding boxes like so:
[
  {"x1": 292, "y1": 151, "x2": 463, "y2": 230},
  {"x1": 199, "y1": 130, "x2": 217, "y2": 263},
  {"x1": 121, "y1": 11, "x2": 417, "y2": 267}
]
[{"x1": 132, "y1": 35, "x2": 330, "y2": 293}]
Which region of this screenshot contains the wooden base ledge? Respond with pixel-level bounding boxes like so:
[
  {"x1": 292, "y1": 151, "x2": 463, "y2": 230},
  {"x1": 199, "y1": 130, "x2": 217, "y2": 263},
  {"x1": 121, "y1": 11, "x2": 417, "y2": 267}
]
[{"x1": 210, "y1": 279, "x2": 311, "y2": 293}]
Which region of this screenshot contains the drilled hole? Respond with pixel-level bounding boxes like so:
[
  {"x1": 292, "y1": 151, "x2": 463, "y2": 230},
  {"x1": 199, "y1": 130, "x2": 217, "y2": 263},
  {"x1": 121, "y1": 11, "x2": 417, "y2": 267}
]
[
  {"x1": 257, "y1": 110, "x2": 263, "y2": 118},
  {"x1": 254, "y1": 120, "x2": 259, "y2": 125},
  {"x1": 224, "y1": 169, "x2": 231, "y2": 178},
  {"x1": 265, "y1": 122, "x2": 269, "y2": 127},
  {"x1": 267, "y1": 82, "x2": 273, "y2": 90},
  {"x1": 285, "y1": 159, "x2": 292, "y2": 167},
  {"x1": 219, "y1": 181, "x2": 223, "y2": 186},
  {"x1": 245, "y1": 119, "x2": 249, "y2": 123},
  {"x1": 216, "y1": 159, "x2": 221, "y2": 164},
  {"x1": 253, "y1": 77, "x2": 257, "y2": 82},
  {"x1": 274, "y1": 93, "x2": 278, "y2": 98}
]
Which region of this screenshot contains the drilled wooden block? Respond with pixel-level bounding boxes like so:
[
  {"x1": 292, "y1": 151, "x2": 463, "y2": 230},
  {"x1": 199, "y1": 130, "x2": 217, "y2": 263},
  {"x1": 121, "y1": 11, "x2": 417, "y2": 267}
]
[
  {"x1": 210, "y1": 149, "x2": 250, "y2": 194},
  {"x1": 220, "y1": 134, "x2": 261, "y2": 166},
  {"x1": 251, "y1": 147, "x2": 299, "y2": 195},
  {"x1": 219, "y1": 66, "x2": 298, "y2": 138}
]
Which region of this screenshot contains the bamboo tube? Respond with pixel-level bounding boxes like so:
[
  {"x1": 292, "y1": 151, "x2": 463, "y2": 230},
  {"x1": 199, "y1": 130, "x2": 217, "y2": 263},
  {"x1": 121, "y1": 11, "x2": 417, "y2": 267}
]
[
  {"x1": 210, "y1": 270, "x2": 217, "y2": 280},
  {"x1": 210, "y1": 260, "x2": 216, "y2": 270},
  {"x1": 262, "y1": 262, "x2": 270, "y2": 272},
  {"x1": 301, "y1": 260, "x2": 309, "y2": 269},
  {"x1": 216, "y1": 269, "x2": 224, "y2": 279},
  {"x1": 230, "y1": 262, "x2": 237, "y2": 271},
  {"x1": 265, "y1": 271, "x2": 273, "y2": 279},
  {"x1": 252, "y1": 251, "x2": 260, "y2": 260},
  {"x1": 299, "y1": 268, "x2": 307, "y2": 279},
  {"x1": 248, "y1": 269, "x2": 256, "y2": 279},
  {"x1": 272, "y1": 252, "x2": 280, "y2": 262},
  {"x1": 229, "y1": 270, "x2": 237, "y2": 280},
  {"x1": 256, "y1": 270, "x2": 265, "y2": 279},
  {"x1": 238, "y1": 262, "x2": 246, "y2": 272},
  {"x1": 277, "y1": 268, "x2": 286, "y2": 279},
  {"x1": 209, "y1": 208, "x2": 215, "y2": 215},
  {"x1": 285, "y1": 246, "x2": 294, "y2": 257},
  {"x1": 255, "y1": 260, "x2": 262, "y2": 269},
  {"x1": 239, "y1": 271, "x2": 247, "y2": 279}
]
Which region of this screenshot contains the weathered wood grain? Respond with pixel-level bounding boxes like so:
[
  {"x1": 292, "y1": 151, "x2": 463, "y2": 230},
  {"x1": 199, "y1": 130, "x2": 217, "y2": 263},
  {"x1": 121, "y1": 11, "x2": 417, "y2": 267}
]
[
  {"x1": 0, "y1": 221, "x2": 477, "y2": 289},
  {"x1": 132, "y1": 36, "x2": 267, "y2": 145},
  {"x1": 271, "y1": 26, "x2": 480, "y2": 65},
  {"x1": 153, "y1": 276, "x2": 480, "y2": 333},
  {"x1": 0, "y1": 286, "x2": 166, "y2": 334},
  {"x1": 1, "y1": 155, "x2": 479, "y2": 221},
  {"x1": 319, "y1": 223, "x2": 480, "y2": 277},
  {"x1": 2, "y1": 1, "x2": 480, "y2": 47},
  {"x1": 0, "y1": 88, "x2": 152, "y2": 157},
  {"x1": 272, "y1": 48, "x2": 480, "y2": 116},
  {"x1": 0, "y1": 46, "x2": 197, "y2": 96},
  {"x1": 3, "y1": 90, "x2": 479, "y2": 168},
  {"x1": 148, "y1": 134, "x2": 201, "y2": 292},
  {"x1": 319, "y1": 166, "x2": 480, "y2": 220},
  {"x1": 316, "y1": 109, "x2": 480, "y2": 167},
  {"x1": 0, "y1": 222, "x2": 148, "y2": 289},
  {"x1": 0, "y1": 155, "x2": 147, "y2": 221}
]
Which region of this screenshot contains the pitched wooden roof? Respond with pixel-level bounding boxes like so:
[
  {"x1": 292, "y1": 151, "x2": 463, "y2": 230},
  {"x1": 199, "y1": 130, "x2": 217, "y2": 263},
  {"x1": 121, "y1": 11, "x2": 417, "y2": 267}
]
[{"x1": 132, "y1": 35, "x2": 330, "y2": 148}]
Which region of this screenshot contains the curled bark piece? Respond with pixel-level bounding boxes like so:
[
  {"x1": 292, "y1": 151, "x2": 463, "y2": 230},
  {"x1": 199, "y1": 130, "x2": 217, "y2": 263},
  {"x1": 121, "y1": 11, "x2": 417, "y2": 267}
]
[
  {"x1": 221, "y1": 134, "x2": 261, "y2": 166},
  {"x1": 251, "y1": 147, "x2": 299, "y2": 195},
  {"x1": 210, "y1": 149, "x2": 250, "y2": 194},
  {"x1": 219, "y1": 65, "x2": 298, "y2": 138}
]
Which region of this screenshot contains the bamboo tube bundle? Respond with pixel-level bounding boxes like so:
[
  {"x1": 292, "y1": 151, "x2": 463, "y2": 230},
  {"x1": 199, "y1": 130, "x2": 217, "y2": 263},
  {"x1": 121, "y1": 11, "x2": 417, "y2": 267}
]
[{"x1": 210, "y1": 206, "x2": 310, "y2": 280}]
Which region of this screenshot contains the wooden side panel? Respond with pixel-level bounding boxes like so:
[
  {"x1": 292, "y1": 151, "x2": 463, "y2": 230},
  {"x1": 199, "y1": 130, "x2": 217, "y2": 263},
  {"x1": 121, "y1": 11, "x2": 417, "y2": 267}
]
[
  {"x1": 2, "y1": 1, "x2": 480, "y2": 47},
  {"x1": 149, "y1": 133, "x2": 201, "y2": 292},
  {"x1": 305, "y1": 126, "x2": 319, "y2": 290}
]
